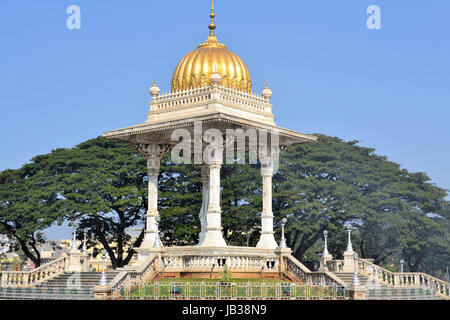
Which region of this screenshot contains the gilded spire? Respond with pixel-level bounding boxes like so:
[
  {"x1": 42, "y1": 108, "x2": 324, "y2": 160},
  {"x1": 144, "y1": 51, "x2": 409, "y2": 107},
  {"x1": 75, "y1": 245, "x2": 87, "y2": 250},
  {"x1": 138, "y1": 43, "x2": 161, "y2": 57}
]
[
  {"x1": 170, "y1": 0, "x2": 252, "y2": 93},
  {"x1": 203, "y1": 0, "x2": 220, "y2": 46},
  {"x1": 208, "y1": 0, "x2": 216, "y2": 35}
]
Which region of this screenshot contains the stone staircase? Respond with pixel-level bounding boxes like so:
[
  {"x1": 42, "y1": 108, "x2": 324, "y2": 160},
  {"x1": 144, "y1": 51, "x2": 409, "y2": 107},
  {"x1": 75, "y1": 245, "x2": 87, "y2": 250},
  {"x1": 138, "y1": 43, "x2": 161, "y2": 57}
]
[
  {"x1": 0, "y1": 271, "x2": 119, "y2": 300},
  {"x1": 332, "y1": 272, "x2": 438, "y2": 300}
]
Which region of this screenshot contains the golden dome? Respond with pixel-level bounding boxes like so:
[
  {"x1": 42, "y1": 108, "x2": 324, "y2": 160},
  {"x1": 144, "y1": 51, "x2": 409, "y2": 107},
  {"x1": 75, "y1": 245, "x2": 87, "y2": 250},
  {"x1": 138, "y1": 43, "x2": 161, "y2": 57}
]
[{"x1": 171, "y1": 3, "x2": 252, "y2": 93}]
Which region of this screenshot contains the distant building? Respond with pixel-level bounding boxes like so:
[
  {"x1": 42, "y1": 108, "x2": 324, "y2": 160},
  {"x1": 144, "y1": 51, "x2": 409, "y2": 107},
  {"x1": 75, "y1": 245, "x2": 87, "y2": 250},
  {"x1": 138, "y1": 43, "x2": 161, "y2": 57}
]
[{"x1": 0, "y1": 234, "x2": 12, "y2": 255}]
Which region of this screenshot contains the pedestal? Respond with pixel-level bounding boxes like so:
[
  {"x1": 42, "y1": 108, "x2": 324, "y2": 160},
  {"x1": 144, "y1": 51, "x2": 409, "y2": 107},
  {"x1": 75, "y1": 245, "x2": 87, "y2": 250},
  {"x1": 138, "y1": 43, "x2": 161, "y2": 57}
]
[
  {"x1": 67, "y1": 250, "x2": 82, "y2": 273},
  {"x1": 318, "y1": 254, "x2": 333, "y2": 271},
  {"x1": 350, "y1": 284, "x2": 367, "y2": 300},
  {"x1": 343, "y1": 251, "x2": 355, "y2": 272}
]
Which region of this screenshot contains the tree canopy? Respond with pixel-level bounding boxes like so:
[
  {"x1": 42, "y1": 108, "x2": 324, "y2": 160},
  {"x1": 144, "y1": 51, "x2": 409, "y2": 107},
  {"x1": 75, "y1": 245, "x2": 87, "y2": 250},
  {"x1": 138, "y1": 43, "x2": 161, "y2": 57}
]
[{"x1": 0, "y1": 134, "x2": 448, "y2": 276}]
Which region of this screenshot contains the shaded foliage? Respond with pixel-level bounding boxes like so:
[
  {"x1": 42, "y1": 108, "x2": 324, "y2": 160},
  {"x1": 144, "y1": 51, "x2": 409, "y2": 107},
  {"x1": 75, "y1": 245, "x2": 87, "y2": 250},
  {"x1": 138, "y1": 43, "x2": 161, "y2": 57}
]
[{"x1": 0, "y1": 134, "x2": 448, "y2": 276}]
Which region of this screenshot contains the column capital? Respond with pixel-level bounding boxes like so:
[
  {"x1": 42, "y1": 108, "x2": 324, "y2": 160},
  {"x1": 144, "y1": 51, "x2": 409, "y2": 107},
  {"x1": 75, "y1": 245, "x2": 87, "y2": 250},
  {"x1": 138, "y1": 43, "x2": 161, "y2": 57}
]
[
  {"x1": 258, "y1": 149, "x2": 278, "y2": 171},
  {"x1": 135, "y1": 143, "x2": 171, "y2": 161}
]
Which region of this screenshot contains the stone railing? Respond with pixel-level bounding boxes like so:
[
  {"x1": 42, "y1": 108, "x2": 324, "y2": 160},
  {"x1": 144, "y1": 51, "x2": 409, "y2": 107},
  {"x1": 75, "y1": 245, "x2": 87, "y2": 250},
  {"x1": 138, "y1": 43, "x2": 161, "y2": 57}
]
[
  {"x1": 0, "y1": 257, "x2": 67, "y2": 288},
  {"x1": 164, "y1": 255, "x2": 278, "y2": 272},
  {"x1": 104, "y1": 255, "x2": 158, "y2": 299},
  {"x1": 327, "y1": 260, "x2": 344, "y2": 272},
  {"x1": 356, "y1": 258, "x2": 450, "y2": 299},
  {"x1": 218, "y1": 86, "x2": 271, "y2": 114},
  {"x1": 151, "y1": 86, "x2": 212, "y2": 111},
  {"x1": 149, "y1": 85, "x2": 272, "y2": 116},
  {"x1": 284, "y1": 256, "x2": 347, "y2": 288}
]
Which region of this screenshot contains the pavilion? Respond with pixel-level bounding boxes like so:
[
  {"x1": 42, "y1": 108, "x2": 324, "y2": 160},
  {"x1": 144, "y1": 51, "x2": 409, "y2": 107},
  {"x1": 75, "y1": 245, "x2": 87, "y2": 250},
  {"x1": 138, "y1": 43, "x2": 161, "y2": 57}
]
[{"x1": 102, "y1": 3, "x2": 316, "y2": 277}]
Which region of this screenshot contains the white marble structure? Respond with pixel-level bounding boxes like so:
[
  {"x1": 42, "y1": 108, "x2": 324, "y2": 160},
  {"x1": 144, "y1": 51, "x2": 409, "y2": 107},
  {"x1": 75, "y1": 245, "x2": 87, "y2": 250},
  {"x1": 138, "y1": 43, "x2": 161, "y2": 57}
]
[{"x1": 102, "y1": 5, "x2": 316, "y2": 259}]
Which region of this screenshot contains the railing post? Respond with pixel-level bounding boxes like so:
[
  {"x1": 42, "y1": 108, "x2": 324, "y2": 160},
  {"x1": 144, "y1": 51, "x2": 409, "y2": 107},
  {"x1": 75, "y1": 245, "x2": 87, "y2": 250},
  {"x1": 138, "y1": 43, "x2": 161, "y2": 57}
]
[
  {"x1": 22, "y1": 273, "x2": 29, "y2": 287},
  {"x1": 1, "y1": 272, "x2": 7, "y2": 286}
]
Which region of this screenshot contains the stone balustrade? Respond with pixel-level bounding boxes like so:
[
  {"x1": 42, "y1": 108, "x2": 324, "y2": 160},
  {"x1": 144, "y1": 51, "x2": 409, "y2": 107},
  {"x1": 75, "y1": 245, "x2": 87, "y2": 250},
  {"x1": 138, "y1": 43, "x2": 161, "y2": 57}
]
[
  {"x1": 0, "y1": 257, "x2": 67, "y2": 288},
  {"x1": 164, "y1": 255, "x2": 278, "y2": 272},
  {"x1": 149, "y1": 85, "x2": 272, "y2": 116},
  {"x1": 102, "y1": 255, "x2": 158, "y2": 299},
  {"x1": 283, "y1": 256, "x2": 347, "y2": 288},
  {"x1": 356, "y1": 258, "x2": 450, "y2": 299},
  {"x1": 327, "y1": 260, "x2": 344, "y2": 272}
]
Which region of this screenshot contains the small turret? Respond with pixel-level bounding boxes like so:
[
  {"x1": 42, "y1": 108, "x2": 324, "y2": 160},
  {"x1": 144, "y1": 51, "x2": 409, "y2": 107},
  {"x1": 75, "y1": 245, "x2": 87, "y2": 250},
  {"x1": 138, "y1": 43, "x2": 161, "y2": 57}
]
[
  {"x1": 262, "y1": 81, "x2": 272, "y2": 101},
  {"x1": 149, "y1": 80, "x2": 160, "y2": 98}
]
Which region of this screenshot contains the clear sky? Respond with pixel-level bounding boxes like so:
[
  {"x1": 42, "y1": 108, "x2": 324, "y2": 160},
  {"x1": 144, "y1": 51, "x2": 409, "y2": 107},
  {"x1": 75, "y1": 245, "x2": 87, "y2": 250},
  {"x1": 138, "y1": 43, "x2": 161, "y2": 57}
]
[{"x1": 1, "y1": 0, "x2": 449, "y2": 239}]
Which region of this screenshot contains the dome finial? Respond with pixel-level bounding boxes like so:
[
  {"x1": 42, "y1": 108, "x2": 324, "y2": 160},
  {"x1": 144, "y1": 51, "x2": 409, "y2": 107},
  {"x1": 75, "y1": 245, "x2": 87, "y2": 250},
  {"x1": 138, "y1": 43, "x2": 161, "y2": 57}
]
[
  {"x1": 262, "y1": 81, "x2": 272, "y2": 101},
  {"x1": 208, "y1": 0, "x2": 216, "y2": 35},
  {"x1": 149, "y1": 80, "x2": 160, "y2": 98}
]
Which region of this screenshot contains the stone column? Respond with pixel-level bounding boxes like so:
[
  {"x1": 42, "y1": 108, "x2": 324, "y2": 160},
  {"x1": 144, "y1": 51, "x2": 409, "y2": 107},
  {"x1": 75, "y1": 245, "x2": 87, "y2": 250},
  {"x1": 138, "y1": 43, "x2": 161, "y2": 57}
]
[
  {"x1": 201, "y1": 159, "x2": 227, "y2": 247},
  {"x1": 256, "y1": 157, "x2": 278, "y2": 249},
  {"x1": 198, "y1": 164, "x2": 210, "y2": 246},
  {"x1": 137, "y1": 143, "x2": 171, "y2": 248}
]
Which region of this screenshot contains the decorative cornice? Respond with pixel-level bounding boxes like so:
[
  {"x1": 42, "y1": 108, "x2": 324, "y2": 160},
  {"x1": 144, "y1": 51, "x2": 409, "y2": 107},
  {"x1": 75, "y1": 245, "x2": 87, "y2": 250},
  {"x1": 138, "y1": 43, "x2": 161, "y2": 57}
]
[{"x1": 103, "y1": 113, "x2": 316, "y2": 145}]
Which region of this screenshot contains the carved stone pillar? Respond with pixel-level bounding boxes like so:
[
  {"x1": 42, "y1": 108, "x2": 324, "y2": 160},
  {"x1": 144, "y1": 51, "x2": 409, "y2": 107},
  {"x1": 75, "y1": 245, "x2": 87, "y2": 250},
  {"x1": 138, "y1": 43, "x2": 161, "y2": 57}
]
[
  {"x1": 137, "y1": 143, "x2": 171, "y2": 248},
  {"x1": 256, "y1": 156, "x2": 278, "y2": 249},
  {"x1": 200, "y1": 159, "x2": 227, "y2": 247},
  {"x1": 198, "y1": 164, "x2": 210, "y2": 246}
]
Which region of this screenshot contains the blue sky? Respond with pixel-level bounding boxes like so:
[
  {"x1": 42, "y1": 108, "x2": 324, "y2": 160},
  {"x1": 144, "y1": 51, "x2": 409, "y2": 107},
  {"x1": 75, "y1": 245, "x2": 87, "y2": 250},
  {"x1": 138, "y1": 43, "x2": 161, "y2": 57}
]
[{"x1": 1, "y1": 0, "x2": 449, "y2": 239}]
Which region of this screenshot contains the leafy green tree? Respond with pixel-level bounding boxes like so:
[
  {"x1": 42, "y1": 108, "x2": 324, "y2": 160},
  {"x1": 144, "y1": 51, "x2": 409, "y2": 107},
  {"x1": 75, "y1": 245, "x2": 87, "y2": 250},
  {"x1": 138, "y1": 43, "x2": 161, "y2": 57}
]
[
  {"x1": 29, "y1": 137, "x2": 148, "y2": 268},
  {"x1": 2, "y1": 134, "x2": 448, "y2": 277},
  {"x1": 158, "y1": 158, "x2": 201, "y2": 246},
  {"x1": 273, "y1": 135, "x2": 364, "y2": 260},
  {"x1": 0, "y1": 167, "x2": 61, "y2": 267},
  {"x1": 220, "y1": 163, "x2": 261, "y2": 246},
  {"x1": 397, "y1": 207, "x2": 449, "y2": 272},
  {"x1": 273, "y1": 134, "x2": 449, "y2": 275}
]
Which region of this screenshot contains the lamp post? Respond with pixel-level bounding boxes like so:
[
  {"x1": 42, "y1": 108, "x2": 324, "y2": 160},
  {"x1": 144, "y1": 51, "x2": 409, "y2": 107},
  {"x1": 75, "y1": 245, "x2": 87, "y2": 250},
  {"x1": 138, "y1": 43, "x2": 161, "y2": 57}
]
[
  {"x1": 352, "y1": 253, "x2": 361, "y2": 286},
  {"x1": 99, "y1": 248, "x2": 107, "y2": 285},
  {"x1": 445, "y1": 267, "x2": 449, "y2": 283},
  {"x1": 346, "y1": 224, "x2": 353, "y2": 252},
  {"x1": 246, "y1": 233, "x2": 250, "y2": 247},
  {"x1": 400, "y1": 259, "x2": 404, "y2": 273},
  {"x1": 71, "y1": 222, "x2": 78, "y2": 251},
  {"x1": 279, "y1": 218, "x2": 287, "y2": 248},
  {"x1": 322, "y1": 230, "x2": 330, "y2": 256},
  {"x1": 82, "y1": 228, "x2": 88, "y2": 254},
  {"x1": 154, "y1": 216, "x2": 163, "y2": 248}
]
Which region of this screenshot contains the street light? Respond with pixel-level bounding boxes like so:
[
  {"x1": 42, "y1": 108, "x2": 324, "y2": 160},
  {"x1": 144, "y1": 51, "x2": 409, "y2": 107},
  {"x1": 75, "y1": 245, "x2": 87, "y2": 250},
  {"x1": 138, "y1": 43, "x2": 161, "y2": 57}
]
[
  {"x1": 82, "y1": 228, "x2": 88, "y2": 254},
  {"x1": 246, "y1": 233, "x2": 250, "y2": 247},
  {"x1": 322, "y1": 230, "x2": 330, "y2": 256},
  {"x1": 352, "y1": 252, "x2": 361, "y2": 286},
  {"x1": 71, "y1": 222, "x2": 78, "y2": 251},
  {"x1": 346, "y1": 224, "x2": 353, "y2": 252},
  {"x1": 400, "y1": 259, "x2": 404, "y2": 273},
  {"x1": 279, "y1": 217, "x2": 288, "y2": 248},
  {"x1": 99, "y1": 248, "x2": 107, "y2": 285},
  {"x1": 154, "y1": 216, "x2": 163, "y2": 248}
]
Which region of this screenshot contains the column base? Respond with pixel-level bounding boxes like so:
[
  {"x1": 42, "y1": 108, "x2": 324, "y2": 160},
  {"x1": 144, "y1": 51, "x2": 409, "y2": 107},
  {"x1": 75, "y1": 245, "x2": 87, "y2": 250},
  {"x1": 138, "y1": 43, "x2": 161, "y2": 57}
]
[
  {"x1": 256, "y1": 233, "x2": 278, "y2": 249},
  {"x1": 200, "y1": 230, "x2": 227, "y2": 247},
  {"x1": 343, "y1": 250, "x2": 355, "y2": 272},
  {"x1": 140, "y1": 232, "x2": 156, "y2": 248},
  {"x1": 67, "y1": 250, "x2": 83, "y2": 273},
  {"x1": 349, "y1": 284, "x2": 367, "y2": 300}
]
